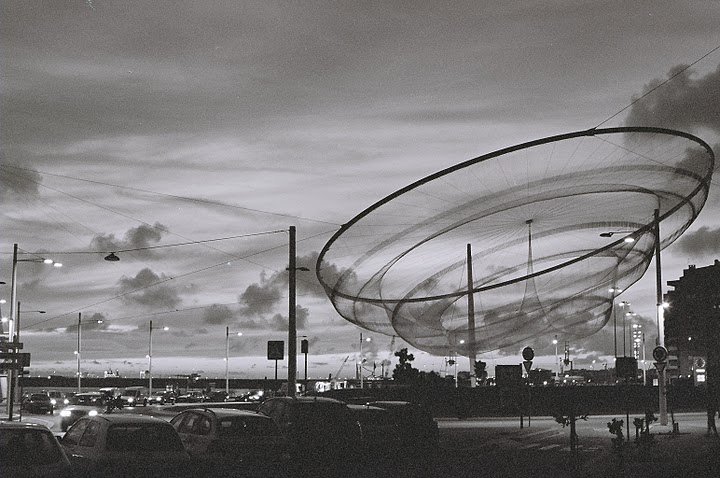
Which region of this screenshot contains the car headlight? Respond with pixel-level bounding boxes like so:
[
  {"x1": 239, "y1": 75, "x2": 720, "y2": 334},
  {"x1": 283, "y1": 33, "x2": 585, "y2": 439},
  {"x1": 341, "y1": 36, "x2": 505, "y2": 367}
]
[
  {"x1": 89, "y1": 410, "x2": 98, "y2": 416},
  {"x1": 60, "y1": 410, "x2": 71, "y2": 417},
  {"x1": 128, "y1": 397, "x2": 134, "y2": 403},
  {"x1": 64, "y1": 399, "x2": 70, "y2": 405},
  {"x1": 50, "y1": 399, "x2": 57, "y2": 405}
]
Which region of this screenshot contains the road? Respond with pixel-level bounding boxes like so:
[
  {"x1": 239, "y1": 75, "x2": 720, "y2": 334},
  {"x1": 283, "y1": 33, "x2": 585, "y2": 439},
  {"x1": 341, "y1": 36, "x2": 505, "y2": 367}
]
[{"x1": 20, "y1": 408, "x2": 720, "y2": 478}]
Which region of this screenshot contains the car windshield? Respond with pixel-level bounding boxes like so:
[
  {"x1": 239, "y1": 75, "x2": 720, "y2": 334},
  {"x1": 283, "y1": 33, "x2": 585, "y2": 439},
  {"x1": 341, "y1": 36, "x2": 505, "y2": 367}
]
[
  {"x1": 106, "y1": 424, "x2": 184, "y2": 452},
  {"x1": 217, "y1": 417, "x2": 281, "y2": 437},
  {"x1": 0, "y1": 429, "x2": 64, "y2": 467},
  {"x1": 30, "y1": 394, "x2": 49, "y2": 401}
]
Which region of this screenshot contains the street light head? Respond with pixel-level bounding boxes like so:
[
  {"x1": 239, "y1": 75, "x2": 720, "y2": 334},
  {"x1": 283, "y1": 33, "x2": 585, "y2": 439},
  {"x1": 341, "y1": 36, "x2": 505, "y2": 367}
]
[
  {"x1": 623, "y1": 237, "x2": 635, "y2": 243},
  {"x1": 237, "y1": 332, "x2": 243, "y2": 336},
  {"x1": 53, "y1": 262, "x2": 62, "y2": 268},
  {"x1": 163, "y1": 326, "x2": 169, "y2": 331},
  {"x1": 104, "y1": 252, "x2": 120, "y2": 262},
  {"x1": 43, "y1": 258, "x2": 53, "y2": 264}
]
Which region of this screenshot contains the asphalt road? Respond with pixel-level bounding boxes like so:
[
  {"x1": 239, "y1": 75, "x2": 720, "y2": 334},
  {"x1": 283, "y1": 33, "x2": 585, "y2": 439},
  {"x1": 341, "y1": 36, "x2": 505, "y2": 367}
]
[{"x1": 20, "y1": 408, "x2": 720, "y2": 478}]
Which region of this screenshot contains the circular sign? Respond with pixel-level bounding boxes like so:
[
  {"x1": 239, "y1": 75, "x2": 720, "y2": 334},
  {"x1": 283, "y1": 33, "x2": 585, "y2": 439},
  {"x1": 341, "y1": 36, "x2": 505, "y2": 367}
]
[
  {"x1": 522, "y1": 346, "x2": 535, "y2": 361},
  {"x1": 652, "y1": 345, "x2": 668, "y2": 363}
]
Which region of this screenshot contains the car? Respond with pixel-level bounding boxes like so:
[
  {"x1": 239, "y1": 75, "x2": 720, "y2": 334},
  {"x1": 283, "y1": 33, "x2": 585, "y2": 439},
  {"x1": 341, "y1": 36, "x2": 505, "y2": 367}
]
[
  {"x1": 0, "y1": 421, "x2": 71, "y2": 477},
  {"x1": 21, "y1": 392, "x2": 54, "y2": 414},
  {"x1": 175, "y1": 390, "x2": 206, "y2": 403},
  {"x1": 119, "y1": 386, "x2": 149, "y2": 406},
  {"x1": 46, "y1": 390, "x2": 65, "y2": 409},
  {"x1": 347, "y1": 404, "x2": 403, "y2": 460},
  {"x1": 60, "y1": 414, "x2": 189, "y2": 475},
  {"x1": 258, "y1": 396, "x2": 361, "y2": 468},
  {"x1": 59, "y1": 405, "x2": 104, "y2": 432},
  {"x1": 149, "y1": 390, "x2": 175, "y2": 405},
  {"x1": 205, "y1": 390, "x2": 229, "y2": 402},
  {"x1": 367, "y1": 400, "x2": 439, "y2": 457},
  {"x1": 170, "y1": 408, "x2": 288, "y2": 474}
]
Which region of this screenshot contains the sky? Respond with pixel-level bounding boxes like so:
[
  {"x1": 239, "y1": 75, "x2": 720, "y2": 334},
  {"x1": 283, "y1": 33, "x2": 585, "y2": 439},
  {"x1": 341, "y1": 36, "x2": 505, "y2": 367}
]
[{"x1": 1, "y1": 1, "x2": 720, "y2": 381}]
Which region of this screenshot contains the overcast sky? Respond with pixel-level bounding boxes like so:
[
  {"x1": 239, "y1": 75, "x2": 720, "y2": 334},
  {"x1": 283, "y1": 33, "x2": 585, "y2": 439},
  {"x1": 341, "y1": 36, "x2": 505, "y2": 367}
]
[{"x1": 2, "y1": 1, "x2": 719, "y2": 381}]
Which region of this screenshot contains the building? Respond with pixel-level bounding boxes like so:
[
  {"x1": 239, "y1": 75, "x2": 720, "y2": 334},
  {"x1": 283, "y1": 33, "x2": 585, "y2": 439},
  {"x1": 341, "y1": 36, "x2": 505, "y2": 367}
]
[{"x1": 663, "y1": 260, "x2": 720, "y2": 385}]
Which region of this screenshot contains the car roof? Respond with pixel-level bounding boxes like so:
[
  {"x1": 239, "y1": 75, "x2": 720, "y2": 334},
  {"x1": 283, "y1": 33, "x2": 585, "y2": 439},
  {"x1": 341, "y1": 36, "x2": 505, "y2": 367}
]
[
  {"x1": 367, "y1": 400, "x2": 414, "y2": 407},
  {"x1": 0, "y1": 421, "x2": 53, "y2": 432},
  {"x1": 347, "y1": 404, "x2": 387, "y2": 411},
  {"x1": 266, "y1": 396, "x2": 347, "y2": 405},
  {"x1": 77, "y1": 391, "x2": 103, "y2": 396},
  {"x1": 89, "y1": 414, "x2": 169, "y2": 425},
  {"x1": 179, "y1": 408, "x2": 268, "y2": 418}
]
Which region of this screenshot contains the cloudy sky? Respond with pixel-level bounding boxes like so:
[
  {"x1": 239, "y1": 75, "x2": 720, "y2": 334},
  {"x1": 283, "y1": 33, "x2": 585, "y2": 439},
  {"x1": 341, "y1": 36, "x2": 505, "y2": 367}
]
[{"x1": 2, "y1": 1, "x2": 719, "y2": 381}]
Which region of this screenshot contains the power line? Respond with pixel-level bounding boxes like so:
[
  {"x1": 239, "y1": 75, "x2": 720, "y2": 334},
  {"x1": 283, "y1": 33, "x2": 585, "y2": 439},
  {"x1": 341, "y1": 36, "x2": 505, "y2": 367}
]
[{"x1": 0, "y1": 164, "x2": 342, "y2": 226}]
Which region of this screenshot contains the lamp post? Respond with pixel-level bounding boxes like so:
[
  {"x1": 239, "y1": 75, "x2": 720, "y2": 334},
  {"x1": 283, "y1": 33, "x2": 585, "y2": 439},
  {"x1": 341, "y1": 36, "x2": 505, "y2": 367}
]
[
  {"x1": 148, "y1": 321, "x2": 169, "y2": 396},
  {"x1": 6, "y1": 243, "x2": 61, "y2": 420},
  {"x1": 359, "y1": 333, "x2": 371, "y2": 389},
  {"x1": 619, "y1": 301, "x2": 630, "y2": 356},
  {"x1": 553, "y1": 336, "x2": 559, "y2": 381},
  {"x1": 287, "y1": 226, "x2": 309, "y2": 398},
  {"x1": 225, "y1": 327, "x2": 243, "y2": 396}
]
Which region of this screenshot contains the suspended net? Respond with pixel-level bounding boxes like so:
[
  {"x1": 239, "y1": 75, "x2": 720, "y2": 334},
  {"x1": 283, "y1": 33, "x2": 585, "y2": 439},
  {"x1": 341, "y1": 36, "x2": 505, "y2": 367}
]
[{"x1": 316, "y1": 127, "x2": 715, "y2": 357}]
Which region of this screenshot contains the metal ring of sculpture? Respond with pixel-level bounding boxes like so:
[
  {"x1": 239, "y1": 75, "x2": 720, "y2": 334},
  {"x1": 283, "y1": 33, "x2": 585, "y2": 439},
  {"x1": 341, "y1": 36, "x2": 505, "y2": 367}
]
[{"x1": 316, "y1": 127, "x2": 714, "y2": 357}]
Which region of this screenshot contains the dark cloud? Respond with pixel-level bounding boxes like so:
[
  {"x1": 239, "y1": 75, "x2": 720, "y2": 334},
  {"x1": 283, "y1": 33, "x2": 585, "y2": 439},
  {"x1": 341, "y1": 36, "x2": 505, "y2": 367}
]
[
  {"x1": 238, "y1": 273, "x2": 283, "y2": 316},
  {"x1": 624, "y1": 64, "x2": 720, "y2": 134},
  {"x1": 674, "y1": 226, "x2": 720, "y2": 257},
  {"x1": 64, "y1": 312, "x2": 109, "y2": 333},
  {"x1": 267, "y1": 305, "x2": 310, "y2": 332},
  {"x1": 117, "y1": 268, "x2": 182, "y2": 309},
  {"x1": 0, "y1": 161, "x2": 42, "y2": 204},
  {"x1": 90, "y1": 222, "x2": 169, "y2": 257},
  {"x1": 202, "y1": 304, "x2": 235, "y2": 325}
]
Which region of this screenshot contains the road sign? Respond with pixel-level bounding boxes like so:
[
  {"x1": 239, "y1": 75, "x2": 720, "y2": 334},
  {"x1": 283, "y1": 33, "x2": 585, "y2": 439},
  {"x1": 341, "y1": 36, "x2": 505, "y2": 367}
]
[
  {"x1": 522, "y1": 347, "x2": 535, "y2": 361},
  {"x1": 0, "y1": 342, "x2": 23, "y2": 351},
  {"x1": 267, "y1": 340, "x2": 284, "y2": 360},
  {"x1": 652, "y1": 346, "x2": 668, "y2": 363},
  {"x1": 522, "y1": 360, "x2": 533, "y2": 374}
]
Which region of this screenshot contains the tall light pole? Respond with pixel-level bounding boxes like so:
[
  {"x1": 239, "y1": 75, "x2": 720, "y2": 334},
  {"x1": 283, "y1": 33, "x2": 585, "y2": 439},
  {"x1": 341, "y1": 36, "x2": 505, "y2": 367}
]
[
  {"x1": 225, "y1": 327, "x2": 242, "y2": 396},
  {"x1": 553, "y1": 336, "x2": 559, "y2": 381},
  {"x1": 76, "y1": 313, "x2": 82, "y2": 392},
  {"x1": 619, "y1": 301, "x2": 630, "y2": 356},
  {"x1": 148, "y1": 320, "x2": 169, "y2": 396},
  {"x1": 287, "y1": 226, "x2": 309, "y2": 398},
  {"x1": 359, "y1": 333, "x2": 371, "y2": 388},
  {"x1": 653, "y1": 208, "x2": 668, "y2": 426},
  {"x1": 6, "y1": 243, "x2": 61, "y2": 420},
  {"x1": 12, "y1": 303, "x2": 45, "y2": 415}
]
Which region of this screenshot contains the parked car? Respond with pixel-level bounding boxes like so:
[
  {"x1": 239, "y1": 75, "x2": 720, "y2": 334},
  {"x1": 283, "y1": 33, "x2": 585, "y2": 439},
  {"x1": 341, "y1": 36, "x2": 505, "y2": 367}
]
[
  {"x1": 205, "y1": 390, "x2": 229, "y2": 402},
  {"x1": 170, "y1": 408, "x2": 288, "y2": 474},
  {"x1": 119, "y1": 386, "x2": 148, "y2": 406},
  {"x1": 175, "y1": 390, "x2": 206, "y2": 403},
  {"x1": 22, "y1": 392, "x2": 54, "y2": 414},
  {"x1": 367, "y1": 400, "x2": 439, "y2": 457},
  {"x1": 0, "y1": 421, "x2": 71, "y2": 477},
  {"x1": 258, "y1": 396, "x2": 361, "y2": 467},
  {"x1": 60, "y1": 414, "x2": 189, "y2": 475},
  {"x1": 347, "y1": 404, "x2": 403, "y2": 460}
]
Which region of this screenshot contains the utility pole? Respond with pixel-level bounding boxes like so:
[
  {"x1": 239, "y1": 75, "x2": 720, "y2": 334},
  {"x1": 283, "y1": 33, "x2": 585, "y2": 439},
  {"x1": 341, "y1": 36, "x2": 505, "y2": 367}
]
[
  {"x1": 288, "y1": 226, "x2": 297, "y2": 398},
  {"x1": 467, "y1": 244, "x2": 477, "y2": 388},
  {"x1": 77, "y1": 313, "x2": 82, "y2": 392}
]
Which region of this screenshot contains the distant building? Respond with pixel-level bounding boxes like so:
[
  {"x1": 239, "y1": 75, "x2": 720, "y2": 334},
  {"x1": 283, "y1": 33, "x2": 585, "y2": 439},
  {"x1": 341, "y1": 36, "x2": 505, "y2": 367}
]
[{"x1": 663, "y1": 260, "x2": 720, "y2": 385}]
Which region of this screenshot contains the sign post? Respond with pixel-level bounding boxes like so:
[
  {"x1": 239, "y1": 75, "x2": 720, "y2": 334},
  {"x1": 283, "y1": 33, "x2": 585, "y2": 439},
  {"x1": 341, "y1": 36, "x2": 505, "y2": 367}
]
[{"x1": 267, "y1": 341, "x2": 284, "y2": 382}]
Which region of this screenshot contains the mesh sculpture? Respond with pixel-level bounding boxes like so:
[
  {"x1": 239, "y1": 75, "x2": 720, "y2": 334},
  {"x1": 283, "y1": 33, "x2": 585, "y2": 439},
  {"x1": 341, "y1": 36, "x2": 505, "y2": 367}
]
[{"x1": 317, "y1": 127, "x2": 714, "y2": 357}]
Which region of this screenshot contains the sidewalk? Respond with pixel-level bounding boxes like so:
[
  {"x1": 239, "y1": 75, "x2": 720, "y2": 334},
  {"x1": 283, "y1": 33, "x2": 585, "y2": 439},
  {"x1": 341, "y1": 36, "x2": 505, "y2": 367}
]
[{"x1": 579, "y1": 426, "x2": 720, "y2": 478}]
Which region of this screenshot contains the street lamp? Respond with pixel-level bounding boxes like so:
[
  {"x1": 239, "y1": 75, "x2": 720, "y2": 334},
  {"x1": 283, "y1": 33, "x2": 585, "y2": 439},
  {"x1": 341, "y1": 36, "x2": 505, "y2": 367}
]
[
  {"x1": 225, "y1": 327, "x2": 243, "y2": 396},
  {"x1": 619, "y1": 301, "x2": 630, "y2": 356},
  {"x1": 287, "y1": 225, "x2": 310, "y2": 398},
  {"x1": 553, "y1": 336, "x2": 559, "y2": 381},
  {"x1": 359, "y1": 333, "x2": 371, "y2": 389},
  {"x1": 148, "y1": 321, "x2": 169, "y2": 396},
  {"x1": 6, "y1": 244, "x2": 60, "y2": 420}
]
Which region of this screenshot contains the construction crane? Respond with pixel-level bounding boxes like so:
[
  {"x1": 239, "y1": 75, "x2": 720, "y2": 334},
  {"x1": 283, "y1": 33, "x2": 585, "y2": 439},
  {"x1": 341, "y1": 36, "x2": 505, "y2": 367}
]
[{"x1": 332, "y1": 355, "x2": 350, "y2": 380}]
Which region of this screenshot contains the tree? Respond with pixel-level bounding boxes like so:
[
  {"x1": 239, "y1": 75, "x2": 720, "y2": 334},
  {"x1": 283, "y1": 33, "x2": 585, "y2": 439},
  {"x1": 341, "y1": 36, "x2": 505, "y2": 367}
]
[
  {"x1": 474, "y1": 360, "x2": 488, "y2": 385},
  {"x1": 392, "y1": 348, "x2": 420, "y2": 383}
]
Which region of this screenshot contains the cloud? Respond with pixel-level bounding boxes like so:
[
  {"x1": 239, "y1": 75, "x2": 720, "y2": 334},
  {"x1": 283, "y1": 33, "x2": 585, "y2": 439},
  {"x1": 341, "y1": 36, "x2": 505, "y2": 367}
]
[
  {"x1": 117, "y1": 268, "x2": 182, "y2": 309},
  {"x1": 0, "y1": 161, "x2": 42, "y2": 204},
  {"x1": 64, "y1": 312, "x2": 109, "y2": 333},
  {"x1": 90, "y1": 222, "x2": 169, "y2": 257},
  {"x1": 202, "y1": 304, "x2": 235, "y2": 325},
  {"x1": 269, "y1": 305, "x2": 310, "y2": 332},
  {"x1": 624, "y1": 64, "x2": 720, "y2": 134},
  {"x1": 674, "y1": 226, "x2": 720, "y2": 257}
]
